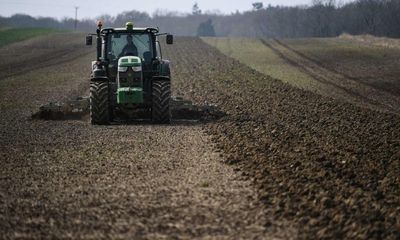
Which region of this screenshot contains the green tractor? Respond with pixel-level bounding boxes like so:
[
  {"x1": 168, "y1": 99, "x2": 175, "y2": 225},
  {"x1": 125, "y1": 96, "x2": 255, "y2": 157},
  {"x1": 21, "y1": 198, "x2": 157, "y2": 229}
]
[{"x1": 85, "y1": 21, "x2": 174, "y2": 124}]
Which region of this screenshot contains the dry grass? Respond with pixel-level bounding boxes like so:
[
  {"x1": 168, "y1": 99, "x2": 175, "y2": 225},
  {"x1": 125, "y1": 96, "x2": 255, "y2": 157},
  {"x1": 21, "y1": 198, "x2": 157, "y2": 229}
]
[{"x1": 340, "y1": 33, "x2": 400, "y2": 49}]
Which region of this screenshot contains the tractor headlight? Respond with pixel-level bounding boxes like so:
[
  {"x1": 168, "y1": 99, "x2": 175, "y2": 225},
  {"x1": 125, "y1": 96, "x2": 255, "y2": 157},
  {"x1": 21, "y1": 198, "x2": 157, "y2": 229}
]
[
  {"x1": 118, "y1": 66, "x2": 128, "y2": 72},
  {"x1": 132, "y1": 66, "x2": 142, "y2": 72}
]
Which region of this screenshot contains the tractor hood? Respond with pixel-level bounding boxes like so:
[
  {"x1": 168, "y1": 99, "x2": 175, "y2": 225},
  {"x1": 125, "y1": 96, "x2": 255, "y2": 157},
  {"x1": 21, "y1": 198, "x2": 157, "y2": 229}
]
[
  {"x1": 117, "y1": 56, "x2": 144, "y2": 105},
  {"x1": 118, "y1": 56, "x2": 142, "y2": 67},
  {"x1": 118, "y1": 56, "x2": 142, "y2": 72}
]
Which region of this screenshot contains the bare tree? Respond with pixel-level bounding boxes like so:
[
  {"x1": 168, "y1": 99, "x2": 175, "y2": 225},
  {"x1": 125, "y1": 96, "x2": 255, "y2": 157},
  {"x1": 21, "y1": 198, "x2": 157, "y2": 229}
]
[
  {"x1": 192, "y1": 3, "x2": 202, "y2": 15},
  {"x1": 252, "y1": 2, "x2": 264, "y2": 11},
  {"x1": 2, "y1": 0, "x2": 400, "y2": 38}
]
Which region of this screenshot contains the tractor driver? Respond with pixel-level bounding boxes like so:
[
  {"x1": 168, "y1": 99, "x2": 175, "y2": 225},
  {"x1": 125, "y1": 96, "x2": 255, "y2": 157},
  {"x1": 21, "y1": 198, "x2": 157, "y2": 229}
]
[{"x1": 119, "y1": 35, "x2": 138, "y2": 57}]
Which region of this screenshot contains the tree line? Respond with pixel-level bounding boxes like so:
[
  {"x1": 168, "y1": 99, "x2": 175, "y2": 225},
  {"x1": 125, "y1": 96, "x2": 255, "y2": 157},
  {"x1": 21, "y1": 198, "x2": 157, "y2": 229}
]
[{"x1": 1, "y1": 0, "x2": 399, "y2": 38}]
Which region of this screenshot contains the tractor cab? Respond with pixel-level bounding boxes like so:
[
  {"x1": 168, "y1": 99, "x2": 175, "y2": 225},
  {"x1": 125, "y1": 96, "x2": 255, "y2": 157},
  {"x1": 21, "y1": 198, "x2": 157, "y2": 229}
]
[{"x1": 86, "y1": 22, "x2": 173, "y2": 79}]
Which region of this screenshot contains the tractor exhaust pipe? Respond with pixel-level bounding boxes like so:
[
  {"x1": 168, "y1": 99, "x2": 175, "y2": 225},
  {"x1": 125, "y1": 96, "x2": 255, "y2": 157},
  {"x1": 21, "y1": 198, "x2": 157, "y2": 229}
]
[{"x1": 96, "y1": 21, "x2": 103, "y2": 61}]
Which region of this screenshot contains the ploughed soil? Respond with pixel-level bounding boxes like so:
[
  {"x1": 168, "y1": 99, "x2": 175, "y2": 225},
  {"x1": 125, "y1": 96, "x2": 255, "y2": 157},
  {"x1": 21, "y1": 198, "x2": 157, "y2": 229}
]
[
  {"x1": 0, "y1": 34, "x2": 276, "y2": 239},
  {"x1": 0, "y1": 33, "x2": 93, "y2": 80},
  {"x1": 1, "y1": 34, "x2": 399, "y2": 239},
  {"x1": 165, "y1": 37, "x2": 400, "y2": 239}
]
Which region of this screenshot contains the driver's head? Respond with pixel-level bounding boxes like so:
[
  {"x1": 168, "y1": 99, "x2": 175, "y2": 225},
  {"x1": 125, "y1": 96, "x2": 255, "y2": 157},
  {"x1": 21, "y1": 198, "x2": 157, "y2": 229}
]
[{"x1": 127, "y1": 35, "x2": 133, "y2": 43}]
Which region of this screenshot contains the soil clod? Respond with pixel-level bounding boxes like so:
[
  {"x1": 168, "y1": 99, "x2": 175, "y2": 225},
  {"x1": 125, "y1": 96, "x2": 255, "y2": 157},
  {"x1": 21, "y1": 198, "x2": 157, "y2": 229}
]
[{"x1": 32, "y1": 96, "x2": 225, "y2": 122}]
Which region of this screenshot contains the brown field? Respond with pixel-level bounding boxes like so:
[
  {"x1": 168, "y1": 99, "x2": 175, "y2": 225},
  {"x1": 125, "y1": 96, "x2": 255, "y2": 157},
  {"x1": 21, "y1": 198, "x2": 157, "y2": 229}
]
[{"x1": 1, "y1": 34, "x2": 399, "y2": 239}]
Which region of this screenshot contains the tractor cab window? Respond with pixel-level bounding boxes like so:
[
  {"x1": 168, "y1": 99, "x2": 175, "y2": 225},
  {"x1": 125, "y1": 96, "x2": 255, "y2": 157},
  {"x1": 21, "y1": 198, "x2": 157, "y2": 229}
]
[{"x1": 107, "y1": 33, "x2": 153, "y2": 64}]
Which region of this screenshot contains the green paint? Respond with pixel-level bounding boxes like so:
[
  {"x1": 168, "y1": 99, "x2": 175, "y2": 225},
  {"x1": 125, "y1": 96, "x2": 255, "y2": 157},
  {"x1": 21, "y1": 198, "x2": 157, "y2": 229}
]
[{"x1": 117, "y1": 87, "x2": 143, "y2": 104}]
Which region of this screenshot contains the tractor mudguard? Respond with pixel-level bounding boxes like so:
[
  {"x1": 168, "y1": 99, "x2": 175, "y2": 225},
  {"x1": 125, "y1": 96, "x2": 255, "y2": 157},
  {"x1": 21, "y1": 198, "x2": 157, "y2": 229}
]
[
  {"x1": 91, "y1": 61, "x2": 108, "y2": 82},
  {"x1": 159, "y1": 60, "x2": 171, "y2": 76}
]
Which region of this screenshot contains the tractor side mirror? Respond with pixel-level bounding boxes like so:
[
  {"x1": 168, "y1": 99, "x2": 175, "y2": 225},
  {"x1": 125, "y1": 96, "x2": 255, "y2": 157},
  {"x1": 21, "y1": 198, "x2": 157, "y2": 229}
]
[
  {"x1": 86, "y1": 35, "x2": 93, "y2": 46},
  {"x1": 166, "y1": 34, "x2": 173, "y2": 45}
]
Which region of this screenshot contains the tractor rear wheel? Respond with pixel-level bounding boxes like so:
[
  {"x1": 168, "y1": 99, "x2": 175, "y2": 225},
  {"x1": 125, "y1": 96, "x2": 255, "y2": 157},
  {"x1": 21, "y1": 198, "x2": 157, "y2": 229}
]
[
  {"x1": 90, "y1": 81, "x2": 110, "y2": 125},
  {"x1": 152, "y1": 80, "x2": 171, "y2": 123}
]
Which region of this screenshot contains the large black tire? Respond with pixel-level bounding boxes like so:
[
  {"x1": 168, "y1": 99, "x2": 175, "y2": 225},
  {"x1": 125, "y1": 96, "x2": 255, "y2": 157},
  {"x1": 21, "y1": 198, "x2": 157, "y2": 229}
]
[
  {"x1": 90, "y1": 81, "x2": 110, "y2": 125},
  {"x1": 152, "y1": 81, "x2": 171, "y2": 123}
]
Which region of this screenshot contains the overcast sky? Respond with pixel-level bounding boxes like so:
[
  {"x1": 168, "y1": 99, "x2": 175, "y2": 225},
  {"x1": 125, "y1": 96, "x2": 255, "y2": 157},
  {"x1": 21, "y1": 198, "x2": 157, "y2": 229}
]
[{"x1": 0, "y1": 0, "x2": 353, "y2": 20}]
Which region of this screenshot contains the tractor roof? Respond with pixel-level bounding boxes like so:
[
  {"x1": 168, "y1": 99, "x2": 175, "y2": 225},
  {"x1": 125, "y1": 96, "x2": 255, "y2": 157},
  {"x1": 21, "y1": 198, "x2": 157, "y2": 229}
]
[
  {"x1": 97, "y1": 22, "x2": 159, "y2": 35},
  {"x1": 101, "y1": 27, "x2": 159, "y2": 34}
]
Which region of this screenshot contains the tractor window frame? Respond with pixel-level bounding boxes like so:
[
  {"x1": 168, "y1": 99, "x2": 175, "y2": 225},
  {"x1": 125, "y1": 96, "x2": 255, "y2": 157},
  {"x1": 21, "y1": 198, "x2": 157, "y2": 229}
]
[
  {"x1": 106, "y1": 32, "x2": 154, "y2": 64},
  {"x1": 156, "y1": 40, "x2": 162, "y2": 59}
]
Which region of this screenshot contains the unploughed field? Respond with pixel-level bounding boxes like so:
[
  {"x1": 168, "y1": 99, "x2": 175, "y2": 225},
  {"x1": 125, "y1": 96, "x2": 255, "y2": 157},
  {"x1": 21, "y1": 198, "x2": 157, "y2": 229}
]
[
  {"x1": 0, "y1": 33, "x2": 399, "y2": 239},
  {"x1": 0, "y1": 28, "x2": 59, "y2": 48}
]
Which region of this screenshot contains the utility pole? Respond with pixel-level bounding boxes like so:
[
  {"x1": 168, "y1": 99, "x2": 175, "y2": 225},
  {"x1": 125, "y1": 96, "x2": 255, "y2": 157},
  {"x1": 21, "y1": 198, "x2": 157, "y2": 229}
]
[{"x1": 74, "y1": 6, "x2": 79, "y2": 31}]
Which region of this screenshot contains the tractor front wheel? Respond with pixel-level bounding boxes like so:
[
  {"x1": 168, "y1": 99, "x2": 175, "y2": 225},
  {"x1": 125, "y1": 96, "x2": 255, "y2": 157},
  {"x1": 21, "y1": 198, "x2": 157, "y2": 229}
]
[
  {"x1": 152, "y1": 80, "x2": 171, "y2": 123},
  {"x1": 90, "y1": 81, "x2": 110, "y2": 125}
]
